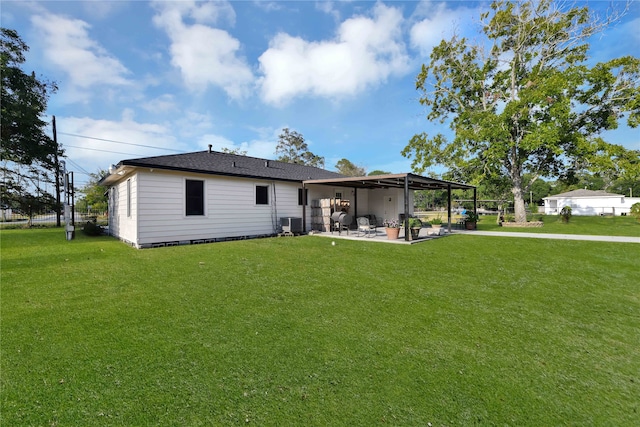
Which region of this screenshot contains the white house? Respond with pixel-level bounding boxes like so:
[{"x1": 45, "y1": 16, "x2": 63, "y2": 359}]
[
  {"x1": 543, "y1": 189, "x2": 640, "y2": 216},
  {"x1": 100, "y1": 149, "x2": 475, "y2": 248}
]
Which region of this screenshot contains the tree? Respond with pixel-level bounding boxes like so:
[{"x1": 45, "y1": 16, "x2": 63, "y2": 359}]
[
  {"x1": 76, "y1": 170, "x2": 108, "y2": 215},
  {"x1": 368, "y1": 170, "x2": 391, "y2": 176},
  {"x1": 221, "y1": 147, "x2": 248, "y2": 156},
  {"x1": 1, "y1": 28, "x2": 58, "y2": 165},
  {"x1": 1, "y1": 28, "x2": 60, "y2": 217},
  {"x1": 335, "y1": 158, "x2": 366, "y2": 176},
  {"x1": 275, "y1": 128, "x2": 324, "y2": 168},
  {"x1": 402, "y1": 0, "x2": 640, "y2": 222}
]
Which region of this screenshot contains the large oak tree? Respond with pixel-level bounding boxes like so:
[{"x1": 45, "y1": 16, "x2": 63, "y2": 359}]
[{"x1": 402, "y1": 0, "x2": 640, "y2": 222}]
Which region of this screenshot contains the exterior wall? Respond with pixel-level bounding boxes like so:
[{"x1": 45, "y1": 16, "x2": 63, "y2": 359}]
[
  {"x1": 543, "y1": 196, "x2": 640, "y2": 216},
  {"x1": 133, "y1": 170, "x2": 314, "y2": 247},
  {"x1": 105, "y1": 170, "x2": 348, "y2": 247},
  {"x1": 107, "y1": 174, "x2": 138, "y2": 245},
  {"x1": 303, "y1": 185, "x2": 410, "y2": 225},
  {"x1": 367, "y1": 188, "x2": 409, "y2": 223},
  {"x1": 304, "y1": 185, "x2": 367, "y2": 230},
  {"x1": 106, "y1": 169, "x2": 421, "y2": 247}
]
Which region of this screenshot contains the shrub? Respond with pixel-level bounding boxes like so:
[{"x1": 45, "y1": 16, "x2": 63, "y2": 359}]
[
  {"x1": 408, "y1": 217, "x2": 422, "y2": 228},
  {"x1": 82, "y1": 220, "x2": 103, "y2": 236},
  {"x1": 560, "y1": 206, "x2": 572, "y2": 223},
  {"x1": 430, "y1": 216, "x2": 443, "y2": 225},
  {"x1": 631, "y1": 202, "x2": 640, "y2": 222}
]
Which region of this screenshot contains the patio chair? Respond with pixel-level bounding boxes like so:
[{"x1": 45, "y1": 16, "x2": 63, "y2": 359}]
[{"x1": 357, "y1": 217, "x2": 377, "y2": 237}]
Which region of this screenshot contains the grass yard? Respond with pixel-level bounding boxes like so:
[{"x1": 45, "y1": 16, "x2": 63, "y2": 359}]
[
  {"x1": 477, "y1": 214, "x2": 640, "y2": 236},
  {"x1": 1, "y1": 228, "x2": 639, "y2": 426}
]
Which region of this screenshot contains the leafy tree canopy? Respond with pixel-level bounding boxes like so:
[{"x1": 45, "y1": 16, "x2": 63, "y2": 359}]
[
  {"x1": 1, "y1": 28, "x2": 58, "y2": 166},
  {"x1": 402, "y1": 0, "x2": 640, "y2": 222},
  {"x1": 221, "y1": 147, "x2": 248, "y2": 156},
  {"x1": 1, "y1": 28, "x2": 60, "y2": 217},
  {"x1": 76, "y1": 169, "x2": 108, "y2": 215},
  {"x1": 335, "y1": 158, "x2": 366, "y2": 176},
  {"x1": 275, "y1": 128, "x2": 324, "y2": 168},
  {"x1": 368, "y1": 170, "x2": 391, "y2": 176}
]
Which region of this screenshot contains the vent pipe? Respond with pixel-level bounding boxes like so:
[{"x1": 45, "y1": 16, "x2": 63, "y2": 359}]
[
  {"x1": 264, "y1": 161, "x2": 269, "y2": 167},
  {"x1": 232, "y1": 161, "x2": 236, "y2": 167},
  {"x1": 208, "y1": 144, "x2": 212, "y2": 153}
]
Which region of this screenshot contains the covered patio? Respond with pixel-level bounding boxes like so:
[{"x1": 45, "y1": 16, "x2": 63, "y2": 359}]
[{"x1": 302, "y1": 173, "x2": 476, "y2": 242}]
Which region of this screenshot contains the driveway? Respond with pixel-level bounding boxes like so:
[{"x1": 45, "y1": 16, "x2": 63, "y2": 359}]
[{"x1": 453, "y1": 230, "x2": 640, "y2": 243}]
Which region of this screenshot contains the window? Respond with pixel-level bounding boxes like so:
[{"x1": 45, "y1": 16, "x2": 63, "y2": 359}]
[
  {"x1": 186, "y1": 180, "x2": 204, "y2": 216},
  {"x1": 298, "y1": 188, "x2": 308, "y2": 206},
  {"x1": 126, "y1": 179, "x2": 131, "y2": 217},
  {"x1": 335, "y1": 192, "x2": 342, "y2": 199},
  {"x1": 256, "y1": 185, "x2": 269, "y2": 205}
]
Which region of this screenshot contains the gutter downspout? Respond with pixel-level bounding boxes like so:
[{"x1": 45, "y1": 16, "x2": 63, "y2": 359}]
[{"x1": 302, "y1": 183, "x2": 307, "y2": 233}]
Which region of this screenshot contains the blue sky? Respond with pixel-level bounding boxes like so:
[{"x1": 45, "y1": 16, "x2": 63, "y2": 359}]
[{"x1": 2, "y1": 0, "x2": 639, "y2": 187}]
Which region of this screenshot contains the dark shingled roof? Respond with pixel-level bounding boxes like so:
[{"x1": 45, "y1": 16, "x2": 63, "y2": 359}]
[{"x1": 116, "y1": 150, "x2": 346, "y2": 182}]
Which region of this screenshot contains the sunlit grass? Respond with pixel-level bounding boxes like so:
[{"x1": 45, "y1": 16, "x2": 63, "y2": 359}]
[
  {"x1": 477, "y1": 213, "x2": 640, "y2": 236},
  {"x1": 2, "y1": 228, "x2": 638, "y2": 425}
]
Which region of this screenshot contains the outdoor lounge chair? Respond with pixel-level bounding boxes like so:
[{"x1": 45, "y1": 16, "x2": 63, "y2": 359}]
[{"x1": 357, "y1": 217, "x2": 377, "y2": 237}]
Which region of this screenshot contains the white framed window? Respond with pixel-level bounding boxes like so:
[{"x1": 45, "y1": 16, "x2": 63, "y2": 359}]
[
  {"x1": 186, "y1": 179, "x2": 205, "y2": 216},
  {"x1": 255, "y1": 184, "x2": 269, "y2": 205},
  {"x1": 298, "y1": 188, "x2": 308, "y2": 206}
]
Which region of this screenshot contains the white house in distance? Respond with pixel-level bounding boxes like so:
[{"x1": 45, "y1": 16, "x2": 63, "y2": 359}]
[
  {"x1": 99, "y1": 148, "x2": 475, "y2": 248},
  {"x1": 543, "y1": 189, "x2": 640, "y2": 216}
]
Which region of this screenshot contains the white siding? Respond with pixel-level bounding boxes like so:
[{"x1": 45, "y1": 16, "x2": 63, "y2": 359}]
[
  {"x1": 544, "y1": 196, "x2": 640, "y2": 216},
  {"x1": 134, "y1": 171, "x2": 310, "y2": 245},
  {"x1": 108, "y1": 173, "x2": 138, "y2": 245},
  {"x1": 107, "y1": 168, "x2": 417, "y2": 247},
  {"x1": 368, "y1": 188, "x2": 406, "y2": 222}
]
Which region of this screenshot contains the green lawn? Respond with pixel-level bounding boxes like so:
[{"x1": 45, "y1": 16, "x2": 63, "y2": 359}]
[
  {"x1": 2, "y1": 228, "x2": 639, "y2": 425},
  {"x1": 477, "y1": 214, "x2": 640, "y2": 236}
]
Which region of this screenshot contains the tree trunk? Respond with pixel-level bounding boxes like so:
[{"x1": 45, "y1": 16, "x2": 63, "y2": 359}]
[
  {"x1": 510, "y1": 161, "x2": 527, "y2": 223},
  {"x1": 512, "y1": 186, "x2": 527, "y2": 222}
]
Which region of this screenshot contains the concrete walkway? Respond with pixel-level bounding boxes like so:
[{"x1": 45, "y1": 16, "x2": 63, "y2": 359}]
[{"x1": 453, "y1": 230, "x2": 640, "y2": 243}]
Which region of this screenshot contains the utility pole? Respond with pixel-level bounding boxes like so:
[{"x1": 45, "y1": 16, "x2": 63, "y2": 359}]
[
  {"x1": 61, "y1": 160, "x2": 74, "y2": 240},
  {"x1": 53, "y1": 116, "x2": 61, "y2": 227}
]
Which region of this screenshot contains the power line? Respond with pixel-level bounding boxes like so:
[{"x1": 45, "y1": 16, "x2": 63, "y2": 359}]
[
  {"x1": 58, "y1": 132, "x2": 183, "y2": 153},
  {"x1": 65, "y1": 158, "x2": 91, "y2": 176},
  {"x1": 63, "y1": 144, "x2": 141, "y2": 157}
]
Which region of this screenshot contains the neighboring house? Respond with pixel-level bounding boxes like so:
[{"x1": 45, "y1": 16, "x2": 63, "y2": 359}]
[
  {"x1": 100, "y1": 148, "x2": 475, "y2": 248},
  {"x1": 543, "y1": 189, "x2": 640, "y2": 216}
]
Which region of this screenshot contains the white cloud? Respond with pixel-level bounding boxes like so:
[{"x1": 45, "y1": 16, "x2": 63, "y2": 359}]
[
  {"x1": 173, "y1": 111, "x2": 217, "y2": 139},
  {"x1": 315, "y1": 1, "x2": 341, "y2": 21},
  {"x1": 409, "y1": 2, "x2": 478, "y2": 57},
  {"x1": 31, "y1": 13, "x2": 132, "y2": 90},
  {"x1": 254, "y1": 1, "x2": 284, "y2": 13},
  {"x1": 81, "y1": 0, "x2": 127, "y2": 20},
  {"x1": 58, "y1": 114, "x2": 180, "y2": 175},
  {"x1": 152, "y1": 1, "x2": 253, "y2": 99},
  {"x1": 196, "y1": 133, "x2": 276, "y2": 159},
  {"x1": 258, "y1": 2, "x2": 411, "y2": 105},
  {"x1": 142, "y1": 94, "x2": 177, "y2": 114}
]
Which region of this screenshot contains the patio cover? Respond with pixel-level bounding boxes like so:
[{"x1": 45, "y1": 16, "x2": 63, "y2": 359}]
[{"x1": 302, "y1": 173, "x2": 477, "y2": 240}]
